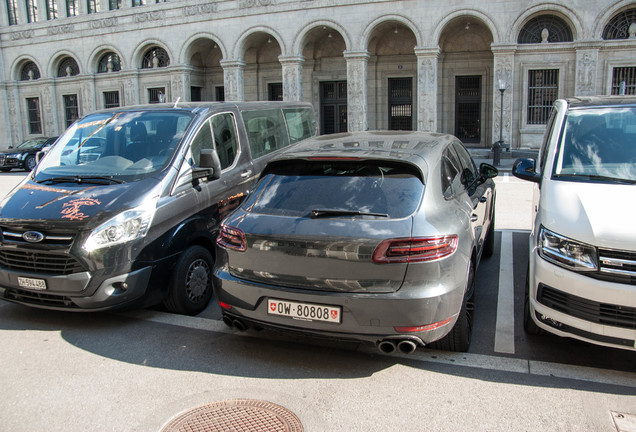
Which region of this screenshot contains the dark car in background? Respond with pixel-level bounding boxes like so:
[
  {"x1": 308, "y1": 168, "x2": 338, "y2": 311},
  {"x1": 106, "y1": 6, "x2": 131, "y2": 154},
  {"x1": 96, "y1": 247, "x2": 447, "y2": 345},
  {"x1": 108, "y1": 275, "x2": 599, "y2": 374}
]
[
  {"x1": 0, "y1": 137, "x2": 57, "y2": 172},
  {"x1": 214, "y1": 131, "x2": 498, "y2": 353}
]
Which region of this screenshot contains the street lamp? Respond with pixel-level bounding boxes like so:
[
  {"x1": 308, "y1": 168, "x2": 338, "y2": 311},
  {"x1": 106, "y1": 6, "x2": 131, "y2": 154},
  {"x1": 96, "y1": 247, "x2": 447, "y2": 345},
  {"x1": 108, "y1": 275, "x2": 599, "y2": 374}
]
[{"x1": 493, "y1": 79, "x2": 507, "y2": 166}]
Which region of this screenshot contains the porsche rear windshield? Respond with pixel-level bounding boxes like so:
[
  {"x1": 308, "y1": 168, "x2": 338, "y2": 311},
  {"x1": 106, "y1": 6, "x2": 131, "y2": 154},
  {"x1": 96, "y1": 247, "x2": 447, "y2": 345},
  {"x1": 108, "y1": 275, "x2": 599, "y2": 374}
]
[{"x1": 242, "y1": 160, "x2": 424, "y2": 219}]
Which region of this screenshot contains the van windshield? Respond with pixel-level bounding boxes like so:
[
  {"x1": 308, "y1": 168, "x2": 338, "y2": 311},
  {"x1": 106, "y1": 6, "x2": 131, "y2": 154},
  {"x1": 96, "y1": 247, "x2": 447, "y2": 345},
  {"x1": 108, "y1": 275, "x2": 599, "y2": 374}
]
[
  {"x1": 554, "y1": 106, "x2": 636, "y2": 184},
  {"x1": 35, "y1": 110, "x2": 194, "y2": 182}
]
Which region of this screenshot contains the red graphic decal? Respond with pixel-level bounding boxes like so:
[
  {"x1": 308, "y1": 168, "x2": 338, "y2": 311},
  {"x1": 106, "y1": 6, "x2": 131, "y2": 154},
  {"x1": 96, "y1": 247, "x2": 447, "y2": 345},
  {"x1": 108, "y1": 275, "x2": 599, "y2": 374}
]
[
  {"x1": 61, "y1": 198, "x2": 101, "y2": 221},
  {"x1": 270, "y1": 302, "x2": 277, "y2": 311},
  {"x1": 331, "y1": 310, "x2": 338, "y2": 319}
]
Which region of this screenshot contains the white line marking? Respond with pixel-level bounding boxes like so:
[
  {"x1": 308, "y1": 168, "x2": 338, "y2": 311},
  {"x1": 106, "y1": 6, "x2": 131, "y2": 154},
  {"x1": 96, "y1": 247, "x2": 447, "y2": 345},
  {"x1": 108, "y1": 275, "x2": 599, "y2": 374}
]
[{"x1": 494, "y1": 230, "x2": 515, "y2": 354}]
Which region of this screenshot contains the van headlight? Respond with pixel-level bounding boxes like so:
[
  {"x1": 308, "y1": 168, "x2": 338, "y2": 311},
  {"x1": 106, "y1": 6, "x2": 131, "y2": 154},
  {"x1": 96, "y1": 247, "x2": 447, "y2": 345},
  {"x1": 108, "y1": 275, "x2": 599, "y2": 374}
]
[
  {"x1": 83, "y1": 203, "x2": 156, "y2": 252},
  {"x1": 538, "y1": 227, "x2": 598, "y2": 272}
]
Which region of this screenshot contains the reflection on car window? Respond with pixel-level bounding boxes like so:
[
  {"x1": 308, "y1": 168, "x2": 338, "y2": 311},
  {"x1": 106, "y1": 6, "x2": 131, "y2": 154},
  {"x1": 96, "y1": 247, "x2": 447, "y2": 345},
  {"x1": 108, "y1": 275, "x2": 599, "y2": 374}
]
[
  {"x1": 211, "y1": 113, "x2": 239, "y2": 170},
  {"x1": 441, "y1": 147, "x2": 463, "y2": 199},
  {"x1": 243, "y1": 160, "x2": 424, "y2": 219},
  {"x1": 35, "y1": 110, "x2": 194, "y2": 181},
  {"x1": 555, "y1": 107, "x2": 636, "y2": 183}
]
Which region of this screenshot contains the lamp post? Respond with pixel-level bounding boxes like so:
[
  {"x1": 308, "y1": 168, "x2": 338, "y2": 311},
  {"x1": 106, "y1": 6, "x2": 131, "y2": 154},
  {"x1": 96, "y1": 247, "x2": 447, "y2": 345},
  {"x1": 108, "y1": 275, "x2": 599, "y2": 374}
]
[{"x1": 493, "y1": 79, "x2": 506, "y2": 166}]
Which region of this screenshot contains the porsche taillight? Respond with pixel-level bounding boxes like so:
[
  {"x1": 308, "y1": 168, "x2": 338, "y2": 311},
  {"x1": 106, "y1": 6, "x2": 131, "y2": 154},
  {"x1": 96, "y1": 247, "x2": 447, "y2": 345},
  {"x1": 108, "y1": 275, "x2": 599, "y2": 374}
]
[
  {"x1": 372, "y1": 235, "x2": 458, "y2": 263},
  {"x1": 217, "y1": 223, "x2": 247, "y2": 252}
]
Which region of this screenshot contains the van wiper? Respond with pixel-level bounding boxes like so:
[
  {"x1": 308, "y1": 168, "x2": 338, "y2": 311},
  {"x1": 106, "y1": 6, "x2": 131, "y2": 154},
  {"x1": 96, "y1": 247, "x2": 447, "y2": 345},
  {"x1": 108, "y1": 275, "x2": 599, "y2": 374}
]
[
  {"x1": 557, "y1": 174, "x2": 636, "y2": 185},
  {"x1": 36, "y1": 175, "x2": 124, "y2": 185},
  {"x1": 310, "y1": 209, "x2": 389, "y2": 218}
]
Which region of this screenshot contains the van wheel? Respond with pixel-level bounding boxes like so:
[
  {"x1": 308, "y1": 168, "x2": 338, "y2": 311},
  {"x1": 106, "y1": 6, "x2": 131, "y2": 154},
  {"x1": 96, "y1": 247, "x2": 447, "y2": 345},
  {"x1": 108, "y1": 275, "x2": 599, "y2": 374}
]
[
  {"x1": 24, "y1": 155, "x2": 37, "y2": 171},
  {"x1": 164, "y1": 245, "x2": 214, "y2": 316},
  {"x1": 524, "y1": 264, "x2": 544, "y2": 335},
  {"x1": 429, "y1": 261, "x2": 474, "y2": 352}
]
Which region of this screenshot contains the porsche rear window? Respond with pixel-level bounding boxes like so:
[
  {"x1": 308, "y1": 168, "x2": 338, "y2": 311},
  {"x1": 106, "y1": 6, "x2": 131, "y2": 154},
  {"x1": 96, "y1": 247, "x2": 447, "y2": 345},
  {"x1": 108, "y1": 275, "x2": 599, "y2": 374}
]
[{"x1": 243, "y1": 160, "x2": 424, "y2": 218}]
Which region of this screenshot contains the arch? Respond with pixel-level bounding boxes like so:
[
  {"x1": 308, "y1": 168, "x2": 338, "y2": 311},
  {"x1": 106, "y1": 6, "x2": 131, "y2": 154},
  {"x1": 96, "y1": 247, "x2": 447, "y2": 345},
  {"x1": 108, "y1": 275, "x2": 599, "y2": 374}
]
[
  {"x1": 361, "y1": 14, "x2": 423, "y2": 50},
  {"x1": 180, "y1": 33, "x2": 227, "y2": 64},
  {"x1": 601, "y1": 6, "x2": 636, "y2": 39},
  {"x1": 232, "y1": 26, "x2": 286, "y2": 60},
  {"x1": 48, "y1": 51, "x2": 82, "y2": 77},
  {"x1": 293, "y1": 20, "x2": 352, "y2": 55},
  {"x1": 431, "y1": 9, "x2": 499, "y2": 46},
  {"x1": 131, "y1": 40, "x2": 173, "y2": 70},
  {"x1": 517, "y1": 15, "x2": 573, "y2": 43},
  {"x1": 11, "y1": 55, "x2": 41, "y2": 81},
  {"x1": 88, "y1": 46, "x2": 125, "y2": 73},
  {"x1": 594, "y1": 0, "x2": 636, "y2": 39},
  {"x1": 510, "y1": 3, "x2": 582, "y2": 42}
]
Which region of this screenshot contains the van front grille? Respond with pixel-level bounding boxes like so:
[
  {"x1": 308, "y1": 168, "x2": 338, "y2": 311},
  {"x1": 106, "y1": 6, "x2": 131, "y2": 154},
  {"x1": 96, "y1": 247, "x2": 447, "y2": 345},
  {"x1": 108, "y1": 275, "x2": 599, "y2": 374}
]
[
  {"x1": 0, "y1": 250, "x2": 85, "y2": 275},
  {"x1": 3, "y1": 287, "x2": 77, "y2": 308}
]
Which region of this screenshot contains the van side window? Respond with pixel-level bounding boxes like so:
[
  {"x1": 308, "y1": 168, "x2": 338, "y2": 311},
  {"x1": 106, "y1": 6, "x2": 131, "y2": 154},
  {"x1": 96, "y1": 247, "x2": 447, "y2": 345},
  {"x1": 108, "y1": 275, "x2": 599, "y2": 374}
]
[
  {"x1": 242, "y1": 109, "x2": 291, "y2": 159},
  {"x1": 539, "y1": 108, "x2": 557, "y2": 175},
  {"x1": 190, "y1": 120, "x2": 213, "y2": 166},
  {"x1": 283, "y1": 108, "x2": 315, "y2": 144},
  {"x1": 211, "y1": 113, "x2": 239, "y2": 170}
]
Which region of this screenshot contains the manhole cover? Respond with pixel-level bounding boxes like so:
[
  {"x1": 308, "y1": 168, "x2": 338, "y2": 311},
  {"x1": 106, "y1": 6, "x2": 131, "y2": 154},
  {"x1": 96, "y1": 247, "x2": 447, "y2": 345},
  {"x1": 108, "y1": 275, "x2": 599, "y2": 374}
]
[{"x1": 160, "y1": 399, "x2": 304, "y2": 432}]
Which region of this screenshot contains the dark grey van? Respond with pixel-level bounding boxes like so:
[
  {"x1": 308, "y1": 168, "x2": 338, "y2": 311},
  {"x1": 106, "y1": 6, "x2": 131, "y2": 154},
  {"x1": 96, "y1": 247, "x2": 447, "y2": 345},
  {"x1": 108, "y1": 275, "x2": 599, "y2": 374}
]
[{"x1": 0, "y1": 102, "x2": 317, "y2": 315}]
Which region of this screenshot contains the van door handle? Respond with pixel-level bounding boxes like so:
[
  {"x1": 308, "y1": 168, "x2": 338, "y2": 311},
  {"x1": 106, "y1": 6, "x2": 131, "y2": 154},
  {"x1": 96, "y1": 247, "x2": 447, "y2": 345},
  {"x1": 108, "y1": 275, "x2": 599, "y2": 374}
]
[
  {"x1": 480, "y1": 196, "x2": 487, "y2": 203},
  {"x1": 240, "y1": 170, "x2": 253, "y2": 178},
  {"x1": 470, "y1": 214, "x2": 479, "y2": 222}
]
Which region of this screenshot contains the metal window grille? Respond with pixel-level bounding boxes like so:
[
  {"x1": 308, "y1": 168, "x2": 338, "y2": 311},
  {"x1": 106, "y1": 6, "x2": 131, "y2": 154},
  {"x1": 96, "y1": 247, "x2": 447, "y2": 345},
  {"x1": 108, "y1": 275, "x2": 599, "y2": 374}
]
[
  {"x1": 388, "y1": 77, "x2": 413, "y2": 131},
  {"x1": 7, "y1": 0, "x2": 18, "y2": 25},
  {"x1": 66, "y1": 0, "x2": 77, "y2": 16},
  {"x1": 27, "y1": 98, "x2": 42, "y2": 134},
  {"x1": 57, "y1": 57, "x2": 79, "y2": 77},
  {"x1": 611, "y1": 67, "x2": 636, "y2": 95},
  {"x1": 518, "y1": 15, "x2": 573, "y2": 44},
  {"x1": 320, "y1": 81, "x2": 347, "y2": 135},
  {"x1": 63, "y1": 94, "x2": 79, "y2": 127},
  {"x1": 103, "y1": 91, "x2": 120, "y2": 109},
  {"x1": 602, "y1": 8, "x2": 636, "y2": 40},
  {"x1": 87, "y1": 0, "x2": 99, "y2": 13},
  {"x1": 108, "y1": 0, "x2": 120, "y2": 9},
  {"x1": 46, "y1": 0, "x2": 57, "y2": 19},
  {"x1": 97, "y1": 53, "x2": 121, "y2": 73},
  {"x1": 26, "y1": 0, "x2": 37, "y2": 23},
  {"x1": 148, "y1": 87, "x2": 166, "y2": 104},
  {"x1": 527, "y1": 69, "x2": 559, "y2": 125},
  {"x1": 268, "y1": 83, "x2": 283, "y2": 101},
  {"x1": 141, "y1": 48, "x2": 170, "y2": 69},
  {"x1": 215, "y1": 86, "x2": 225, "y2": 102},
  {"x1": 455, "y1": 76, "x2": 482, "y2": 143},
  {"x1": 20, "y1": 62, "x2": 41, "y2": 81}
]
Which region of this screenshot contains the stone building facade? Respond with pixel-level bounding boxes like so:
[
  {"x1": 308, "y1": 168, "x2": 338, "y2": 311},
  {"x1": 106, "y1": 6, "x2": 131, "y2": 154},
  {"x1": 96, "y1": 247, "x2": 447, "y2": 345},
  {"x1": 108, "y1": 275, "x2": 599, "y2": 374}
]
[{"x1": 0, "y1": 0, "x2": 635, "y2": 149}]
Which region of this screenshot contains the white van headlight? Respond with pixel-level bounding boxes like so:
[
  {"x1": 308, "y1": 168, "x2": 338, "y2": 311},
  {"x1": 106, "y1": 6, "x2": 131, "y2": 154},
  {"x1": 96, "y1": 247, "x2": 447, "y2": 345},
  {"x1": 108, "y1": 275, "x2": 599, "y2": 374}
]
[
  {"x1": 83, "y1": 203, "x2": 156, "y2": 252},
  {"x1": 538, "y1": 227, "x2": 598, "y2": 272}
]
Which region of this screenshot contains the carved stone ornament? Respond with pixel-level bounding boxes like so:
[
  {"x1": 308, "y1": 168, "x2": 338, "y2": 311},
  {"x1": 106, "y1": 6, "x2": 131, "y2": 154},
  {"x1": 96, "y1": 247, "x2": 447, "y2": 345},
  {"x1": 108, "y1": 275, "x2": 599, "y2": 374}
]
[
  {"x1": 47, "y1": 24, "x2": 75, "y2": 36},
  {"x1": 239, "y1": 0, "x2": 274, "y2": 8},
  {"x1": 183, "y1": 3, "x2": 218, "y2": 16},
  {"x1": 135, "y1": 10, "x2": 166, "y2": 23},
  {"x1": 90, "y1": 18, "x2": 118, "y2": 29},
  {"x1": 10, "y1": 30, "x2": 34, "y2": 41}
]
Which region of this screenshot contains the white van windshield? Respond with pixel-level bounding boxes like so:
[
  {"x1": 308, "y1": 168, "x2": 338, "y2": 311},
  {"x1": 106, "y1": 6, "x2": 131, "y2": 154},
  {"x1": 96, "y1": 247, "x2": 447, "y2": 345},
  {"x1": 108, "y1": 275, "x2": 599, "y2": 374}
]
[
  {"x1": 35, "y1": 110, "x2": 194, "y2": 182},
  {"x1": 554, "y1": 107, "x2": 636, "y2": 184}
]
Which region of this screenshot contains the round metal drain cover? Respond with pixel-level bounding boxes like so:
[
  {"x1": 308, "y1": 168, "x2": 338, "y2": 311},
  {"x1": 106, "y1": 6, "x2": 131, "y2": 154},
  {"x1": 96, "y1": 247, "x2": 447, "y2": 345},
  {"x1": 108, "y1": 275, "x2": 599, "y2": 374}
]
[{"x1": 161, "y1": 399, "x2": 304, "y2": 432}]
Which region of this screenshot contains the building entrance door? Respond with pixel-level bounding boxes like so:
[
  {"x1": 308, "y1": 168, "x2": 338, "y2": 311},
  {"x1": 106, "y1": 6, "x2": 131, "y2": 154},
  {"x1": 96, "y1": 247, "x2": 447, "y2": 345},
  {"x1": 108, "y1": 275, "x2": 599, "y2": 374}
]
[
  {"x1": 320, "y1": 81, "x2": 347, "y2": 134},
  {"x1": 388, "y1": 77, "x2": 413, "y2": 130},
  {"x1": 455, "y1": 75, "x2": 482, "y2": 144}
]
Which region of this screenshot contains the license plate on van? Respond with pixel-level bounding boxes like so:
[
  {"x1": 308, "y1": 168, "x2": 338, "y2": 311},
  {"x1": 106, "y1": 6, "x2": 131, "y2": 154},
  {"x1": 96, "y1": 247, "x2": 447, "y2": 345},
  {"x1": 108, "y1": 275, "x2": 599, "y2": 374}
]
[
  {"x1": 267, "y1": 299, "x2": 341, "y2": 323},
  {"x1": 18, "y1": 277, "x2": 46, "y2": 290}
]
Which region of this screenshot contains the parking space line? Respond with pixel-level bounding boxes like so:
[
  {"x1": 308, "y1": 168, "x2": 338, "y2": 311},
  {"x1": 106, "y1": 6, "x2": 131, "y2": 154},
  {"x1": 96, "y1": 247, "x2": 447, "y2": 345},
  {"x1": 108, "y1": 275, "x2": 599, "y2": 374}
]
[{"x1": 494, "y1": 230, "x2": 515, "y2": 354}]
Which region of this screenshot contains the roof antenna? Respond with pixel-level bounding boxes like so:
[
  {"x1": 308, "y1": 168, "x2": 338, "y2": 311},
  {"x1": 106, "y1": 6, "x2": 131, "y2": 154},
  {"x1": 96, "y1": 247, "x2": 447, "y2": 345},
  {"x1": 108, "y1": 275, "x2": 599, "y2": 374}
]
[{"x1": 173, "y1": 97, "x2": 181, "y2": 108}]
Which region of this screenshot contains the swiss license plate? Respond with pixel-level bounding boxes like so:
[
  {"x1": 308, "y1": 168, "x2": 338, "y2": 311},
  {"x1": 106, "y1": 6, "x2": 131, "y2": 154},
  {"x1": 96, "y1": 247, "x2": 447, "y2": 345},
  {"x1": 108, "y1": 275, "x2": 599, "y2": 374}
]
[
  {"x1": 18, "y1": 277, "x2": 47, "y2": 290},
  {"x1": 267, "y1": 298, "x2": 341, "y2": 324}
]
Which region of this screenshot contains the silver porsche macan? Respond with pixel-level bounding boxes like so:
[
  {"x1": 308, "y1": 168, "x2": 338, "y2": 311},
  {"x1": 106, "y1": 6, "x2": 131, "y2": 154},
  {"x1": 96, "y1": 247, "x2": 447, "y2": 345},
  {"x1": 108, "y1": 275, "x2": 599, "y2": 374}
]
[{"x1": 213, "y1": 131, "x2": 497, "y2": 353}]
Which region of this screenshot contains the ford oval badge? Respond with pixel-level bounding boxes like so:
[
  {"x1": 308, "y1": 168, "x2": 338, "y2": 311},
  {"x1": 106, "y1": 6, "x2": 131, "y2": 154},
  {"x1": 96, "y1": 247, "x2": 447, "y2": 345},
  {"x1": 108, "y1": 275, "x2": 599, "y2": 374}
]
[{"x1": 23, "y1": 231, "x2": 44, "y2": 243}]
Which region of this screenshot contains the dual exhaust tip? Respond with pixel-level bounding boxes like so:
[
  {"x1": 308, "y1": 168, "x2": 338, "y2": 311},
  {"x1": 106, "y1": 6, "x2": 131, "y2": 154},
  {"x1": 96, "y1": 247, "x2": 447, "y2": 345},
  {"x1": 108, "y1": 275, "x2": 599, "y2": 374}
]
[
  {"x1": 377, "y1": 339, "x2": 418, "y2": 355},
  {"x1": 223, "y1": 315, "x2": 419, "y2": 355}
]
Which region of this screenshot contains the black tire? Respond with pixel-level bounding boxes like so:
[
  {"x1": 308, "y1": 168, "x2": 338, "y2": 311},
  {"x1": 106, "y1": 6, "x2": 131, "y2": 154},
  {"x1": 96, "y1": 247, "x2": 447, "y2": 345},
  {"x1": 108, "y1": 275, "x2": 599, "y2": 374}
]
[
  {"x1": 483, "y1": 211, "x2": 495, "y2": 258},
  {"x1": 523, "y1": 265, "x2": 544, "y2": 335},
  {"x1": 163, "y1": 245, "x2": 214, "y2": 316},
  {"x1": 429, "y1": 261, "x2": 475, "y2": 352},
  {"x1": 24, "y1": 155, "x2": 37, "y2": 171}
]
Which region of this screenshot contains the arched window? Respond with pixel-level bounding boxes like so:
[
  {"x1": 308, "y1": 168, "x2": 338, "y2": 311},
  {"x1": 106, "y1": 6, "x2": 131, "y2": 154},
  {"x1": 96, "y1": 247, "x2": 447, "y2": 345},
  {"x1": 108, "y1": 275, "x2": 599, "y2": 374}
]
[
  {"x1": 602, "y1": 8, "x2": 636, "y2": 40},
  {"x1": 97, "y1": 52, "x2": 121, "y2": 73},
  {"x1": 57, "y1": 57, "x2": 80, "y2": 77},
  {"x1": 20, "y1": 61, "x2": 41, "y2": 80},
  {"x1": 141, "y1": 47, "x2": 170, "y2": 69},
  {"x1": 518, "y1": 15, "x2": 573, "y2": 44}
]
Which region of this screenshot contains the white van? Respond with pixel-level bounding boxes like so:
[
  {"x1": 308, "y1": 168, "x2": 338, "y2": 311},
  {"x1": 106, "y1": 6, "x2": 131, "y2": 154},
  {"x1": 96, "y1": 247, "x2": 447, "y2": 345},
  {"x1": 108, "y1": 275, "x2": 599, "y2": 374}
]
[{"x1": 513, "y1": 96, "x2": 636, "y2": 351}]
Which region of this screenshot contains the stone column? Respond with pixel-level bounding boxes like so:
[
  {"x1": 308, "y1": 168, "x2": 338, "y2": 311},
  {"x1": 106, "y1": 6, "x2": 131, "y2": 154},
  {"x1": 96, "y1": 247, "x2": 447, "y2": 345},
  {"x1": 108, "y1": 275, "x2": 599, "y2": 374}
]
[
  {"x1": 415, "y1": 47, "x2": 440, "y2": 132},
  {"x1": 492, "y1": 46, "x2": 515, "y2": 149},
  {"x1": 344, "y1": 50, "x2": 369, "y2": 132},
  {"x1": 220, "y1": 59, "x2": 246, "y2": 102},
  {"x1": 279, "y1": 55, "x2": 304, "y2": 102},
  {"x1": 575, "y1": 47, "x2": 599, "y2": 96}
]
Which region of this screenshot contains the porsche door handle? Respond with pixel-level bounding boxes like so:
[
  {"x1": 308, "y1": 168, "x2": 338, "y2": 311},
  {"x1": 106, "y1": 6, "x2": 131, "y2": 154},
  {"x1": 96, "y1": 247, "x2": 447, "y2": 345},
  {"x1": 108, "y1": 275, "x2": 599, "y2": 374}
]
[{"x1": 240, "y1": 170, "x2": 253, "y2": 178}]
